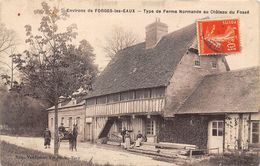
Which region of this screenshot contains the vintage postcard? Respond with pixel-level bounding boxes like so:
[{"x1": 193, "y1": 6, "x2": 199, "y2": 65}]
[{"x1": 0, "y1": 0, "x2": 259, "y2": 166}]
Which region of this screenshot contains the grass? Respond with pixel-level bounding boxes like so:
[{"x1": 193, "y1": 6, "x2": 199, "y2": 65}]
[
  {"x1": 185, "y1": 153, "x2": 260, "y2": 166},
  {"x1": 1, "y1": 140, "x2": 259, "y2": 166},
  {"x1": 0, "y1": 141, "x2": 112, "y2": 166}
]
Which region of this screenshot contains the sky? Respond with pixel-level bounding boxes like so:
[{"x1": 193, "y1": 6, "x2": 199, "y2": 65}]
[{"x1": 0, "y1": 0, "x2": 259, "y2": 72}]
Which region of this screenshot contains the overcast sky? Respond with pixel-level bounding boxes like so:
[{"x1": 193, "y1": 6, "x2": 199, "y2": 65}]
[{"x1": 0, "y1": 0, "x2": 259, "y2": 71}]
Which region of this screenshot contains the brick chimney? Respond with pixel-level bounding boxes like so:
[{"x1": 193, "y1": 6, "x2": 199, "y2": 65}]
[{"x1": 145, "y1": 18, "x2": 168, "y2": 49}]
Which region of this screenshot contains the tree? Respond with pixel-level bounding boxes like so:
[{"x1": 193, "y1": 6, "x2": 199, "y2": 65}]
[
  {"x1": 0, "y1": 23, "x2": 16, "y2": 55},
  {"x1": 103, "y1": 26, "x2": 139, "y2": 60},
  {"x1": 0, "y1": 24, "x2": 18, "y2": 89},
  {"x1": 1, "y1": 47, "x2": 19, "y2": 89},
  {"x1": 13, "y1": 2, "x2": 97, "y2": 156}
]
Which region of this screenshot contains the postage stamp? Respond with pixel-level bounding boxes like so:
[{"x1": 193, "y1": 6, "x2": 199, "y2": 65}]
[{"x1": 197, "y1": 18, "x2": 240, "y2": 55}]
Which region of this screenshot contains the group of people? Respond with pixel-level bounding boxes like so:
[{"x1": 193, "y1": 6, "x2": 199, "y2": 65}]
[
  {"x1": 121, "y1": 127, "x2": 144, "y2": 149},
  {"x1": 43, "y1": 123, "x2": 78, "y2": 151}
]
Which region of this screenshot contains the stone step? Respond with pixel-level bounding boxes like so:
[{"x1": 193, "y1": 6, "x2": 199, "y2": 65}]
[{"x1": 107, "y1": 141, "x2": 121, "y2": 146}]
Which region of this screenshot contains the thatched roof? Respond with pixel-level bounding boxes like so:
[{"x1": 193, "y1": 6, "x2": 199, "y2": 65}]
[
  {"x1": 177, "y1": 66, "x2": 260, "y2": 114},
  {"x1": 87, "y1": 23, "x2": 196, "y2": 98}
]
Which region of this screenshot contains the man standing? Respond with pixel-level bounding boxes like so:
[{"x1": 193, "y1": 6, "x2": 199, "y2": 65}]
[
  {"x1": 68, "y1": 129, "x2": 74, "y2": 151},
  {"x1": 43, "y1": 128, "x2": 51, "y2": 149},
  {"x1": 121, "y1": 127, "x2": 127, "y2": 143},
  {"x1": 72, "y1": 124, "x2": 78, "y2": 151}
]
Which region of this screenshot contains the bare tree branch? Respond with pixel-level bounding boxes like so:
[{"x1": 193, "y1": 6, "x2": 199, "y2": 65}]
[{"x1": 103, "y1": 26, "x2": 139, "y2": 60}]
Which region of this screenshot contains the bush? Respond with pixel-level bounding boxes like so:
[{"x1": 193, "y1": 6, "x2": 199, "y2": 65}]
[
  {"x1": 185, "y1": 153, "x2": 260, "y2": 166},
  {"x1": 0, "y1": 127, "x2": 45, "y2": 137}
]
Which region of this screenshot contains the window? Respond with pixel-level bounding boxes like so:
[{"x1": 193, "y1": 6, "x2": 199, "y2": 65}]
[
  {"x1": 252, "y1": 121, "x2": 260, "y2": 143},
  {"x1": 120, "y1": 91, "x2": 135, "y2": 101},
  {"x1": 151, "y1": 87, "x2": 165, "y2": 98},
  {"x1": 212, "y1": 121, "x2": 224, "y2": 136},
  {"x1": 211, "y1": 62, "x2": 217, "y2": 69},
  {"x1": 61, "y1": 117, "x2": 64, "y2": 124},
  {"x1": 96, "y1": 96, "x2": 107, "y2": 104},
  {"x1": 146, "y1": 119, "x2": 156, "y2": 135},
  {"x1": 76, "y1": 117, "x2": 80, "y2": 126},
  {"x1": 135, "y1": 89, "x2": 150, "y2": 99},
  {"x1": 107, "y1": 93, "x2": 120, "y2": 103},
  {"x1": 50, "y1": 118, "x2": 53, "y2": 127},
  {"x1": 194, "y1": 59, "x2": 200, "y2": 67},
  {"x1": 68, "y1": 117, "x2": 72, "y2": 129},
  {"x1": 76, "y1": 117, "x2": 80, "y2": 131},
  {"x1": 86, "y1": 98, "x2": 96, "y2": 106}
]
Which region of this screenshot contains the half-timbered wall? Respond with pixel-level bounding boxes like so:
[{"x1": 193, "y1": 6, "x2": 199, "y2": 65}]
[{"x1": 86, "y1": 98, "x2": 165, "y2": 117}]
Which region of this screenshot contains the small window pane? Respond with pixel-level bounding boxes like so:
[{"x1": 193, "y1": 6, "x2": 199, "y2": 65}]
[
  {"x1": 212, "y1": 129, "x2": 218, "y2": 136},
  {"x1": 86, "y1": 98, "x2": 96, "y2": 105},
  {"x1": 194, "y1": 60, "x2": 200, "y2": 66},
  {"x1": 212, "y1": 122, "x2": 217, "y2": 128},
  {"x1": 151, "y1": 87, "x2": 165, "y2": 98},
  {"x1": 97, "y1": 96, "x2": 107, "y2": 104},
  {"x1": 107, "y1": 94, "x2": 120, "y2": 103},
  {"x1": 218, "y1": 122, "x2": 224, "y2": 129},
  {"x1": 252, "y1": 123, "x2": 259, "y2": 132},
  {"x1": 136, "y1": 89, "x2": 150, "y2": 99},
  {"x1": 212, "y1": 62, "x2": 217, "y2": 68},
  {"x1": 252, "y1": 134, "x2": 259, "y2": 143},
  {"x1": 121, "y1": 91, "x2": 134, "y2": 101},
  {"x1": 218, "y1": 130, "x2": 223, "y2": 136}
]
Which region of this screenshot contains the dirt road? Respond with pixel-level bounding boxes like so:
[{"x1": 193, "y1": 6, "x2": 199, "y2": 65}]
[{"x1": 0, "y1": 135, "x2": 175, "y2": 166}]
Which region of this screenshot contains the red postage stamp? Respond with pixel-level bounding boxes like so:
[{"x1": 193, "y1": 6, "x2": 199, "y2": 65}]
[{"x1": 197, "y1": 18, "x2": 240, "y2": 55}]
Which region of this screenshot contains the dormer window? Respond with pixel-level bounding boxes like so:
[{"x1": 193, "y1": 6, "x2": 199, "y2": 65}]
[
  {"x1": 211, "y1": 61, "x2": 217, "y2": 69},
  {"x1": 194, "y1": 59, "x2": 200, "y2": 67}
]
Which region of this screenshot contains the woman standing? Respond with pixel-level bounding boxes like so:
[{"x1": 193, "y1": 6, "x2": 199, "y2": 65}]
[{"x1": 124, "y1": 131, "x2": 131, "y2": 149}]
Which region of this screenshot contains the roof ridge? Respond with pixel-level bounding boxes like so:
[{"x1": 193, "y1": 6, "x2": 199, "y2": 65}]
[
  {"x1": 205, "y1": 65, "x2": 260, "y2": 78},
  {"x1": 175, "y1": 76, "x2": 205, "y2": 114}
]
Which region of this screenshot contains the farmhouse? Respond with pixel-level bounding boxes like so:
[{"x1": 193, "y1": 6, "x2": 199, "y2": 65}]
[
  {"x1": 47, "y1": 97, "x2": 85, "y2": 141},
  {"x1": 47, "y1": 19, "x2": 260, "y2": 152}
]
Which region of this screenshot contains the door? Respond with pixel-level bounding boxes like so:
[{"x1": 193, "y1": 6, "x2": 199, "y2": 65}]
[
  {"x1": 208, "y1": 120, "x2": 224, "y2": 153},
  {"x1": 85, "y1": 123, "x2": 91, "y2": 141}
]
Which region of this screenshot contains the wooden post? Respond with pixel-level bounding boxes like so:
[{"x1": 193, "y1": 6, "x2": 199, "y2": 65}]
[
  {"x1": 248, "y1": 113, "x2": 251, "y2": 148},
  {"x1": 189, "y1": 149, "x2": 193, "y2": 159},
  {"x1": 238, "y1": 114, "x2": 243, "y2": 150}
]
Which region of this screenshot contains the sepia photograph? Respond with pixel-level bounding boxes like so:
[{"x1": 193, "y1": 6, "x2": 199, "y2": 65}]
[{"x1": 0, "y1": 0, "x2": 259, "y2": 165}]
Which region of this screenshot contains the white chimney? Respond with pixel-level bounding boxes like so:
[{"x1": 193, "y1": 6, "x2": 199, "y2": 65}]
[{"x1": 145, "y1": 18, "x2": 168, "y2": 49}]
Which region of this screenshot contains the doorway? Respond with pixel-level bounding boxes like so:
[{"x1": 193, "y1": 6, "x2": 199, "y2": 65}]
[
  {"x1": 208, "y1": 120, "x2": 224, "y2": 153},
  {"x1": 85, "y1": 123, "x2": 91, "y2": 141}
]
